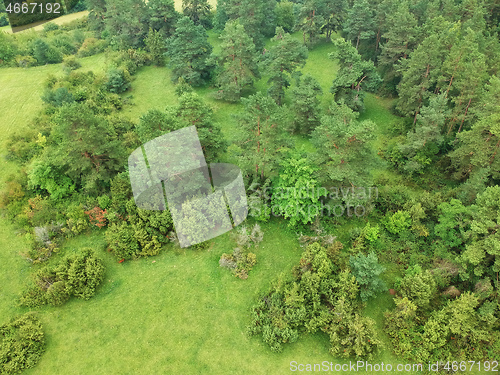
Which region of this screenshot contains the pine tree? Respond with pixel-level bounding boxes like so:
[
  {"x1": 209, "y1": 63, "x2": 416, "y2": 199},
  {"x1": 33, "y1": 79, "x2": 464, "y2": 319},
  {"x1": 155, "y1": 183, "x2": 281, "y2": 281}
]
[
  {"x1": 399, "y1": 93, "x2": 450, "y2": 174},
  {"x1": 215, "y1": 20, "x2": 259, "y2": 102},
  {"x1": 86, "y1": 0, "x2": 107, "y2": 33},
  {"x1": 312, "y1": 101, "x2": 378, "y2": 187},
  {"x1": 322, "y1": 0, "x2": 348, "y2": 41},
  {"x1": 233, "y1": 92, "x2": 290, "y2": 179},
  {"x1": 165, "y1": 16, "x2": 214, "y2": 86},
  {"x1": 378, "y1": 1, "x2": 419, "y2": 89},
  {"x1": 182, "y1": 0, "x2": 212, "y2": 28},
  {"x1": 261, "y1": 27, "x2": 308, "y2": 106},
  {"x1": 395, "y1": 30, "x2": 448, "y2": 120},
  {"x1": 298, "y1": 0, "x2": 325, "y2": 47},
  {"x1": 290, "y1": 74, "x2": 323, "y2": 134},
  {"x1": 343, "y1": 0, "x2": 375, "y2": 50},
  {"x1": 224, "y1": 0, "x2": 277, "y2": 50},
  {"x1": 147, "y1": 0, "x2": 179, "y2": 39},
  {"x1": 105, "y1": 0, "x2": 149, "y2": 49},
  {"x1": 330, "y1": 38, "x2": 381, "y2": 112}
]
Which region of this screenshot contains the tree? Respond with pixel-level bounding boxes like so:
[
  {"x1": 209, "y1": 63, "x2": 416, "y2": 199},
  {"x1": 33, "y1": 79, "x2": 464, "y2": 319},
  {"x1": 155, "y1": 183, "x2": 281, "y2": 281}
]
[
  {"x1": 290, "y1": 74, "x2": 323, "y2": 134},
  {"x1": 349, "y1": 252, "x2": 386, "y2": 301},
  {"x1": 329, "y1": 38, "x2": 381, "y2": 112},
  {"x1": 145, "y1": 28, "x2": 166, "y2": 66},
  {"x1": 395, "y1": 24, "x2": 449, "y2": 119},
  {"x1": 224, "y1": 0, "x2": 277, "y2": 50},
  {"x1": 378, "y1": 1, "x2": 419, "y2": 89},
  {"x1": 32, "y1": 39, "x2": 63, "y2": 65},
  {"x1": 434, "y1": 199, "x2": 472, "y2": 251},
  {"x1": 321, "y1": 0, "x2": 347, "y2": 41},
  {"x1": 182, "y1": 0, "x2": 212, "y2": 28},
  {"x1": 312, "y1": 101, "x2": 378, "y2": 187},
  {"x1": 275, "y1": 1, "x2": 295, "y2": 33},
  {"x1": 449, "y1": 112, "x2": 500, "y2": 183},
  {"x1": 399, "y1": 93, "x2": 450, "y2": 174},
  {"x1": 343, "y1": 0, "x2": 375, "y2": 50},
  {"x1": 298, "y1": 0, "x2": 325, "y2": 47},
  {"x1": 86, "y1": 0, "x2": 107, "y2": 33},
  {"x1": 36, "y1": 103, "x2": 127, "y2": 194},
  {"x1": 165, "y1": 16, "x2": 214, "y2": 86},
  {"x1": 214, "y1": 20, "x2": 259, "y2": 102},
  {"x1": 461, "y1": 186, "x2": 500, "y2": 280},
  {"x1": 271, "y1": 151, "x2": 327, "y2": 226},
  {"x1": 232, "y1": 92, "x2": 289, "y2": 179},
  {"x1": 170, "y1": 92, "x2": 227, "y2": 162},
  {"x1": 398, "y1": 268, "x2": 437, "y2": 310},
  {"x1": 261, "y1": 27, "x2": 308, "y2": 105},
  {"x1": 104, "y1": 0, "x2": 149, "y2": 49},
  {"x1": 147, "y1": 0, "x2": 178, "y2": 38}
]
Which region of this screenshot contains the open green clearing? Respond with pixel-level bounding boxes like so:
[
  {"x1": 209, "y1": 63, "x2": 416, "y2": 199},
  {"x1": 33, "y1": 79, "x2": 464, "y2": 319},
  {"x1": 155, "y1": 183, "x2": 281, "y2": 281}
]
[{"x1": 0, "y1": 36, "x2": 421, "y2": 374}]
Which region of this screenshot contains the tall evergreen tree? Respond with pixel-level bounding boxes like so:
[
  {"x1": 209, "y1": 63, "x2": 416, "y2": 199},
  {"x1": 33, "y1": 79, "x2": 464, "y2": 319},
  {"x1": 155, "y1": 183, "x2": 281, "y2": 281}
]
[
  {"x1": 298, "y1": 0, "x2": 325, "y2": 47},
  {"x1": 86, "y1": 0, "x2": 107, "y2": 34},
  {"x1": 214, "y1": 20, "x2": 259, "y2": 102},
  {"x1": 232, "y1": 93, "x2": 289, "y2": 179},
  {"x1": 330, "y1": 38, "x2": 381, "y2": 112},
  {"x1": 399, "y1": 93, "x2": 450, "y2": 174},
  {"x1": 378, "y1": 1, "x2": 419, "y2": 90},
  {"x1": 261, "y1": 27, "x2": 308, "y2": 106},
  {"x1": 147, "y1": 0, "x2": 179, "y2": 39},
  {"x1": 182, "y1": 0, "x2": 212, "y2": 28},
  {"x1": 343, "y1": 0, "x2": 375, "y2": 50},
  {"x1": 224, "y1": 0, "x2": 277, "y2": 50},
  {"x1": 104, "y1": 0, "x2": 149, "y2": 49},
  {"x1": 165, "y1": 16, "x2": 214, "y2": 86},
  {"x1": 290, "y1": 74, "x2": 323, "y2": 134},
  {"x1": 311, "y1": 101, "x2": 378, "y2": 187}
]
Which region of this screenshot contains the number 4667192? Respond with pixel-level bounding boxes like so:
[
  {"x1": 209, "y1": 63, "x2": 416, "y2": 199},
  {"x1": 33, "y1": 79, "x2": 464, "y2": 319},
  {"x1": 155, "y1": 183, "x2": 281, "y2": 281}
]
[{"x1": 5, "y1": 2, "x2": 61, "y2": 14}]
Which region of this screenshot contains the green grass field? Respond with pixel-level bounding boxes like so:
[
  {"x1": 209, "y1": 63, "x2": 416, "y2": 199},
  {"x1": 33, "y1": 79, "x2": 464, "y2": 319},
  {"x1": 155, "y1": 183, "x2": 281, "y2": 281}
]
[{"x1": 0, "y1": 29, "x2": 446, "y2": 374}]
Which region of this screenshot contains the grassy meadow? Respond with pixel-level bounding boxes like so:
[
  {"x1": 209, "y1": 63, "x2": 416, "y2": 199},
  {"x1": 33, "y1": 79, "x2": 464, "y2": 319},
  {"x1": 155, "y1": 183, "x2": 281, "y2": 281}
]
[{"x1": 0, "y1": 17, "x2": 463, "y2": 374}]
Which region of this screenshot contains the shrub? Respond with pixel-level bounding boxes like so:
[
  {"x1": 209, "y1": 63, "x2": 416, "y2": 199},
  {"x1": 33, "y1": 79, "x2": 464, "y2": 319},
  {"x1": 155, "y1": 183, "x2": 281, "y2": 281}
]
[
  {"x1": 349, "y1": 252, "x2": 386, "y2": 302},
  {"x1": 0, "y1": 313, "x2": 46, "y2": 374},
  {"x1": 32, "y1": 38, "x2": 63, "y2": 64},
  {"x1": 220, "y1": 224, "x2": 262, "y2": 279},
  {"x1": 43, "y1": 22, "x2": 59, "y2": 32},
  {"x1": 0, "y1": 13, "x2": 9, "y2": 27},
  {"x1": 76, "y1": 37, "x2": 107, "y2": 57},
  {"x1": 19, "y1": 248, "x2": 105, "y2": 307},
  {"x1": 104, "y1": 68, "x2": 131, "y2": 93},
  {"x1": 15, "y1": 55, "x2": 37, "y2": 67},
  {"x1": 41, "y1": 87, "x2": 75, "y2": 107},
  {"x1": 62, "y1": 55, "x2": 81, "y2": 72}
]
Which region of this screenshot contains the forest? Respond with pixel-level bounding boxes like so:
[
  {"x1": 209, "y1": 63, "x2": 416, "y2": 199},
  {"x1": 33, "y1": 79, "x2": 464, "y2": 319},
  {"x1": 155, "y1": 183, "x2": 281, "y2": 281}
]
[{"x1": 0, "y1": 0, "x2": 500, "y2": 374}]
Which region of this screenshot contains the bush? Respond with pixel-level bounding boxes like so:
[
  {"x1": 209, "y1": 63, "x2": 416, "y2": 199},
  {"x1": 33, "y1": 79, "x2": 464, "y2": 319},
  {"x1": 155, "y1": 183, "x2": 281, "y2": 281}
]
[
  {"x1": 19, "y1": 248, "x2": 105, "y2": 307},
  {"x1": 41, "y1": 87, "x2": 75, "y2": 107},
  {"x1": 0, "y1": 13, "x2": 9, "y2": 27},
  {"x1": 62, "y1": 55, "x2": 81, "y2": 72},
  {"x1": 32, "y1": 38, "x2": 63, "y2": 64},
  {"x1": 15, "y1": 55, "x2": 37, "y2": 67},
  {"x1": 0, "y1": 313, "x2": 46, "y2": 375},
  {"x1": 76, "y1": 37, "x2": 107, "y2": 57},
  {"x1": 105, "y1": 68, "x2": 131, "y2": 93},
  {"x1": 43, "y1": 22, "x2": 59, "y2": 32},
  {"x1": 349, "y1": 252, "x2": 386, "y2": 302}
]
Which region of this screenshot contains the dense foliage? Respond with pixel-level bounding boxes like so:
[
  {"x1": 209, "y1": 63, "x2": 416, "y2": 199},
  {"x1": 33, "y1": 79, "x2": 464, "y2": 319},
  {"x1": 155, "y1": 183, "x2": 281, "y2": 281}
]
[{"x1": 0, "y1": 313, "x2": 45, "y2": 375}]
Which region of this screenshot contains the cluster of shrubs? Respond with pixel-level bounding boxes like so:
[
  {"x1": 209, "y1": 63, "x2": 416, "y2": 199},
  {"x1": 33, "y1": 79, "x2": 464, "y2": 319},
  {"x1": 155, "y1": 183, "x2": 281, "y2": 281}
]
[
  {"x1": 0, "y1": 313, "x2": 46, "y2": 374},
  {"x1": 19, "y1": 248, "x2": 105, "y2": 307},
  {"x1": 0, "y1": 18, "x2": 92, "y2": 67},
  {"x1": 247, "y1": 242, "x2": 381, "y2": 357},
  {"x1": 219, "y1": 224, "x2": 263, "y2": 279}
]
